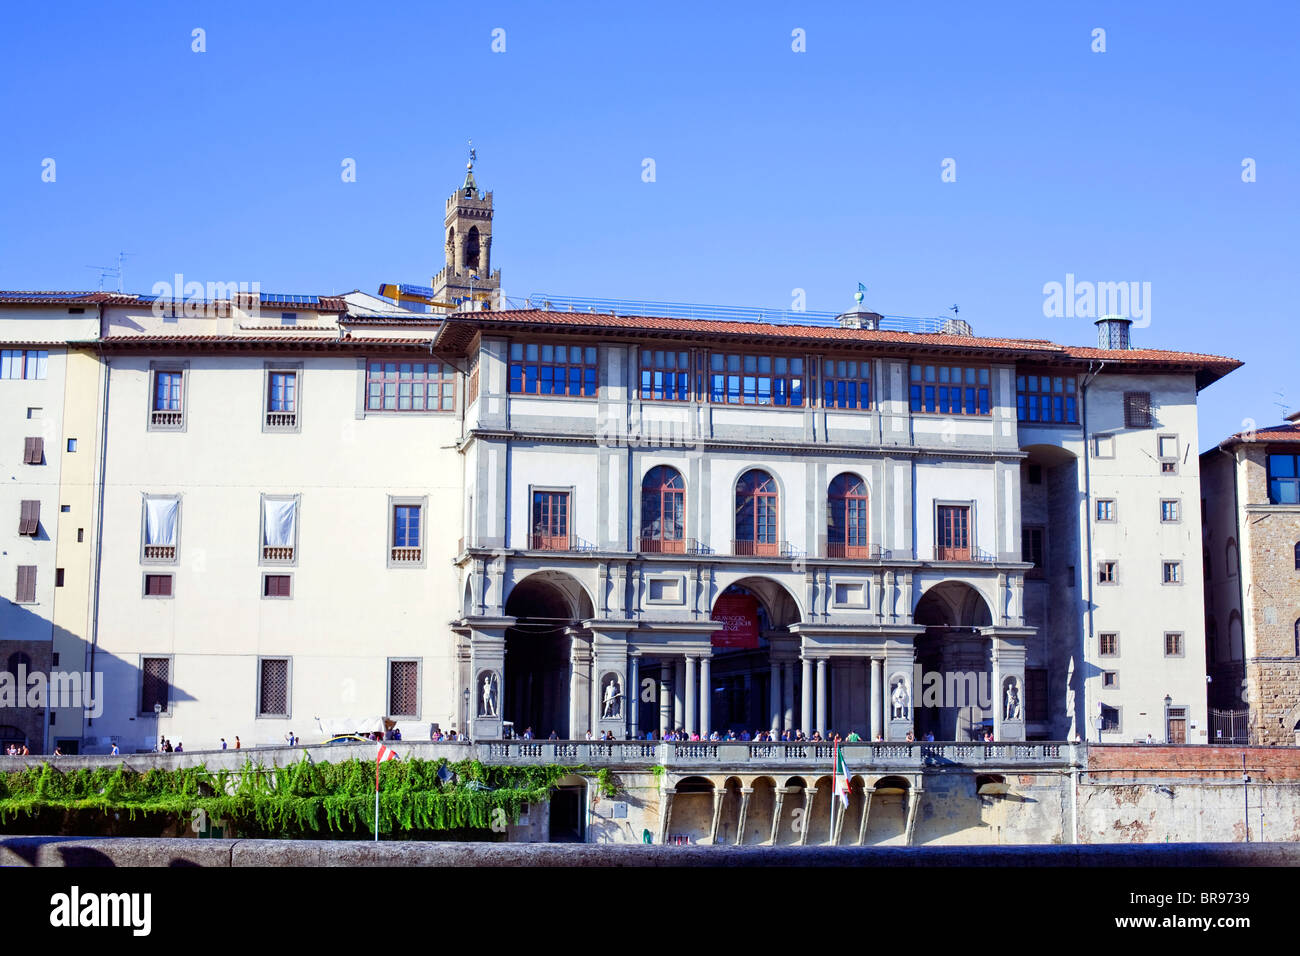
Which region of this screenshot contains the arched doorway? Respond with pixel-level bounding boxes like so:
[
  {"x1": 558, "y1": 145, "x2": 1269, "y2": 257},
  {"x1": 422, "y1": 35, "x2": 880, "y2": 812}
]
[
  {"x1": 503, "y1": 572, "x2": 593, "y2": 739},
  {"x1": 708, "y1": 578, "x2": 801, "y2": 734},
  {"x1": 914, "y1": 582, "x2": 993, "y2": 741}
]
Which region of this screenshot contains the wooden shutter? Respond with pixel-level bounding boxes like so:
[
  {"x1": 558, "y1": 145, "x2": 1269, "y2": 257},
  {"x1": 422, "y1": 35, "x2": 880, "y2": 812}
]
[
  {"x1": 19, "y1": 499, "x2": 39, "y2": 535},
  {"x1": 15, "y1": 566, "x2": 36, "y2": 603},
  {"x1": 24, "y1": 436, "x2": 44, "y2": 464}
]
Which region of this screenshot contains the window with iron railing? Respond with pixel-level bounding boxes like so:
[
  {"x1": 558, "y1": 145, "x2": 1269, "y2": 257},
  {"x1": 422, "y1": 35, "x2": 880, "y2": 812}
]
[
  {"x1": 734, "y1": 470, "x2": 779, "y2": 555},
  {"x1": 640, "y1": 466, "x2": 685, "y2": 552},
  {"x1": 936, "y1": 505, "x2": 971, "y2": 560},
  {"x1": 827, "y1": 473, "x2": 869, "y2": 558},
  {"x1": 142, "y1": 496, "x2": 179, "y2": 563},
  {"x1": 391, "y1": 503, "x2": 422, "y2": 563},
  {"x1": 151, "y1": 369, "x2": 184, "y2": 428},
  {"x1": 531, "y1": 491, "x2": 570, "y2": 550}
]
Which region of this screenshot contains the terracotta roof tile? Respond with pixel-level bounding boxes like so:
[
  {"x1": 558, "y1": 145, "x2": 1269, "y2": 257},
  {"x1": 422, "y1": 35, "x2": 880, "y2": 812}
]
[{"x1": 1220, "y1": 422, "x2": 1300, "y2": 446}]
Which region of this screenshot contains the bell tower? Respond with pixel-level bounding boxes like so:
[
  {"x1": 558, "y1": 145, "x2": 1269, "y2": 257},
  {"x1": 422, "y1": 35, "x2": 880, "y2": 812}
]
[{"x1": 432, "y1": 141, "x2": 501, "y2": 311}]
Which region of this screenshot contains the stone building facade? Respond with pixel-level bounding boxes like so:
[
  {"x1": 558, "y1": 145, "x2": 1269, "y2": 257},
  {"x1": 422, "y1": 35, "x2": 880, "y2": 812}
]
[{"x1": 1201, "y1": 412, "x2": 1300, "y2": 745}]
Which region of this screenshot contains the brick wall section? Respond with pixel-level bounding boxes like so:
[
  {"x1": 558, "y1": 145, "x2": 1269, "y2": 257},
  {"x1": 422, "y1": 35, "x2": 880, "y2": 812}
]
[{"x1": 1087, "y1": 743, "x2": 1300, "y2": 782}]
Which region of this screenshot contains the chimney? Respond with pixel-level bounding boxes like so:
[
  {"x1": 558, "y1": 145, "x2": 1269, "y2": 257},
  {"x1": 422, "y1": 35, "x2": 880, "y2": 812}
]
[
  {"x1": 1286, "y1": 409, "x2": 1300, "y2": 424},
  {"x1": 1094, "y1": 315, "x2": 1133, "y2": 349}
]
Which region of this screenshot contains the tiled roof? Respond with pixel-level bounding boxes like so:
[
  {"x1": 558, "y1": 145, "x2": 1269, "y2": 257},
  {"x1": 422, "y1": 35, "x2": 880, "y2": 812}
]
[
  {"x1": 0, "y1": 291, "x2": 348, "y2": 312},
  {"x1": 1219, "y1": 421, "x2": 1300, "y2": 446},
  {"x1": 434, "y1": 308, "x2": 1243, "y2": 388},
  {"x1": 98, "y1": 334, "x2": 434, "y2": 352}
]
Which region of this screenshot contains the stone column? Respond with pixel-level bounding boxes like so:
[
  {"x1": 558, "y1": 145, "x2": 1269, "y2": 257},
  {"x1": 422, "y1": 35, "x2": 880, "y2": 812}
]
[
  {"x1": 673, "y1": 658, "x2": 685, "y2": 733},
  {"x1": 799, "y1": 787, "x2": 816, "y2": 846},
  {"x1": 870, "y1": 658, "x2": 883, "y2": 740},
  {"x1": 468, "y1": 627, "x2": 506, "y2": 740},
  {"x1": 783, "y1": 659, "x2": 795, "y2": 732},
  {"x1": 699, "y1": 656, "x2": 712, "y2": 737},
  {"x1": 455, "y1": 234, "x2": 467, "y2": 273},
  {"x1": 735, "y1": 787, "x2": 754, "y2": 846},
  {"x1": 658, "y1": 666, "x2": 671, "y2": 738},
  {"x1": 685, "y1": 656, "x2": 698, "y2": 737},
  {"x1": 658, "y1": 790, "x2": 674, "y2": 845},
  {"x1": 769, "y1": 661, "x2": 781, "y2": 732},
  {"x1": 857, "y1": 787, "x2": 874, "y2": 846},
  {"x1": 770, "y1": 788, "x2": 786, "y2": 845},
  {"x1": 904, "y1": 786, "x2": 924, "y2": 846},
  {"x1": 800, "y1": 657, "x2": 813, "y2": 735},
  {"x1": 480, "y1": 236, "x2": 491, "y2": 279},
  {"x1": 629, "y1": 654, "x2": 640, "y2": 740},
  {"x1": 709, "y1": 789, "x2": 725, "y2": 845},
  {"x1": 992, "y1": 648, "x2": 1004, "y2": 742},
  {"x1": 816, "y1": 659, "x2": 828, "y2": 736},
  {"x1": 992, "y1": 633, "x2": 1027, "y2": 742}
]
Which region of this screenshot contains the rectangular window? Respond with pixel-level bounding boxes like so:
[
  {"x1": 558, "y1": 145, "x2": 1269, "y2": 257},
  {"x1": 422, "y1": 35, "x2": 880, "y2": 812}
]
[
  {"x1": 1163, "y1": 561, "x2": 1182, "y2": 584},
  {"x1": 0, "y1": 349, "x2": 48, "y2": 380},
  {"x1": 1016, "y1": 372, "x2": 1078, "y2": 424},
  {"x1": 391, "y1": 503, "x2": 423, "y2": 563},
  {"x1": 280, "y1": 312, "x2": 297, "y2": 326},
  {"x1": 1096, "y1": 499, "x2": 1115, "y2": 522},
  {"x1": 266, "y1": 369, "x2": 298, "y2": 428},
  {"x1": 365, "y1": 361, "x2": 457, "y2": 411},
  {"x1": 1267, "y1": 453, "x2": 1300, "y2": 505},
  {"x1": 23, "y1": 436, "x2": 44, "y2": 464},
  {"x1": 821, "y1": 358, "x2": 871, "y2": 410},
  {"x1": 55, "y1": 568, "x2": 64, "y2": 588},
  {"x1": 1164, "y1": 632, "x2": 1184, "y2": 657},
  {"x1": 1158, "y1": 434, "x2": 1179, "y2": 474},
  {"x1": 144, "y1": 573, "x2": 173, "y2": 597},
  {"x1": 261, "y1": 496, "x2": 298, "y2": 564},
  {"x1": 1021, "y1": 526, "x2": 1045, "y2": 576},
  {"x1": 708, "y1": 352, "x2": 805, "y2": 407},
  {"x1": 151, "y1": 369, "x2": 184, "y2": 429},
  {"x1": 142, "y1": 496, "x2": 180, "y2": 562},
  {"x1": 1098, "y1": 561, "x2": 1116, "y2": 584},
  {"x1": 15, "y1": 565, "x2": 36, "y2": 603},
  {"x1": 263, "y1": 574, "x2": 291, "y2": 598},
  {"x1": 141, "y1": 657, "x2": 170, "y2": 713},
  {"x1": 531, "y1": 491, "x2": 570, "y2": 550},
  {"x1": 1099, "y1": 632, "x2": 1118, "y2": 656},
  {"x1": 1160, "y1": 499, "x2": 1180, "y2": 522},
  {"x1": 258, "y1": 658, "x2": 290, "y2": 717},
  {"x1": 936, "y1": 505, "x2": 971, "y2": 560},
  {"x1": 1099, "y1": 704, "x2": 1120, "y2": 733},
  {"x1": 66, "y1": 438, "x2": 77, "y2": 452},
  {"x1": 1102, "y1": 671, "x2": 1118, "y2": 688},
  {"x1": 638, "y1": 349, "x2": 692, "y2": 402},
  {"x1": 911, "y1": 364, "x2": 991, "y2": 416},
  {"x1": 508, "y1": 344, "x2": 597, "y2": 398},
  {"x1": 18, "y1": 499, "x2": 39, "y2": 536},
  {"x1": 389, "y1": 660, "x2": 420, "y2": 718},
  {"x1": 1123, "y1": 391, "x2": 1152, "y2": 429}
]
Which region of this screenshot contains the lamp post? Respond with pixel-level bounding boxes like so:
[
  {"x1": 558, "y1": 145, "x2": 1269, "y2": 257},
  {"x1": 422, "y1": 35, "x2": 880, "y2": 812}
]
[
  {"x1": 153, "y1": 702, "x2": 162, "y2": 753},
  {"x1": 1164, "y1": 694, "x2": 1172, "y2": 744},
  {"x1": 463, "y1": 687, "x2": 470, "y2": 739}
]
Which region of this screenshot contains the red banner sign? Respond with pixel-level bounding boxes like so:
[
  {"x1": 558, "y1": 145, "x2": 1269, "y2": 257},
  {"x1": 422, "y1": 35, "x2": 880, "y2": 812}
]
[{"x1": 711, "y1": 593, "x2": 760, "y2": 649}]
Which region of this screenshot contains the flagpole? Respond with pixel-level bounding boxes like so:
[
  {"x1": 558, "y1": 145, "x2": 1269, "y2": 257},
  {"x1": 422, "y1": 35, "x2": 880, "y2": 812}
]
[{"x1": 374, "y1": 751, "x2": 380, "y2": 842}]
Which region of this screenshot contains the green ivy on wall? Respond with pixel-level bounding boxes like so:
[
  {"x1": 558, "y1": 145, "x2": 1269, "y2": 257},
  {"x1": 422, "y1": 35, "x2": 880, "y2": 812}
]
[{"x1": 0, "y1": 758, "x2": 593, "y2": 837}]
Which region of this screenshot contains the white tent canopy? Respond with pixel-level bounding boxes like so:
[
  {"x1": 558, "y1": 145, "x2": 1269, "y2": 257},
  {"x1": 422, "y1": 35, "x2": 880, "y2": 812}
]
[{"x1": 315, "y1": 716, "x2": 386, "y2": 737}]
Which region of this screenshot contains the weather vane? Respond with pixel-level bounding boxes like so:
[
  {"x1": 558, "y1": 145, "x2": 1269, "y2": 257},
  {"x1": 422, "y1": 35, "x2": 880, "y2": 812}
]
[{"x1": 467, "y1": 139, "x2": 476, "y2": 169}]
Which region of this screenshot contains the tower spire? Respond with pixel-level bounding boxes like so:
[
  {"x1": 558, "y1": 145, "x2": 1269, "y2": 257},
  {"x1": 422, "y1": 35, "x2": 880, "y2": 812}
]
[{"x1": 462, "y1": 139, "x2": 479, "y2": 196}]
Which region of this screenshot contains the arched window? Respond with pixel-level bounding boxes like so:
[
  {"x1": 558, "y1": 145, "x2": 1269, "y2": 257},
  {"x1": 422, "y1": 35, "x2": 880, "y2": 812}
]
[
  {"x1": 1294, "y1": 618, "x2": 1299, "y2": 657},
  {"x1": 734, "y1": 469, "x2": 779, "y2": 556},
  {"x1": 640, "y1": 466, "x2": 685, "y2": 553},
  {"x1": 828, "y1": 473, "x2": 869, "y2": 558},
  {"x1": 1226, "y1": 539, "x2": 1238, "y2": 577},
  {"x1": 464, "y1": 226, "x2": 480, "y2": 272}
]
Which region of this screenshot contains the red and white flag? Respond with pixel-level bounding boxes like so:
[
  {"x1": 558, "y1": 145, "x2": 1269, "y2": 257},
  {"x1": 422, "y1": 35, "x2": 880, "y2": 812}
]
[{"x1": 376, "y1": 743, "x2": 399, "y2": 764}]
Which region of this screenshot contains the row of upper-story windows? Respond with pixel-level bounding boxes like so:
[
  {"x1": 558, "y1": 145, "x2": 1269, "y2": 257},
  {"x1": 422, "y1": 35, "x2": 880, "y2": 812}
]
[
  {"x1": 146, "y1": 361, "x2": 458, "y2": 430},
  {"x1": 1, "y1": 349, "x2": 48, "y2": 380},
  {"x1": 138, "y1": 494, "x2": 427, "y2": 567},
  {"x1": 524, "y1": 466, "x2": 982, "y2": 562}
]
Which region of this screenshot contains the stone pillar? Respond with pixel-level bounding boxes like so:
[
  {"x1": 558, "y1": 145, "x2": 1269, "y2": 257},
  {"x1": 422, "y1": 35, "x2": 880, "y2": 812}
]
[
  {"x1": 569, "y1": 636, "x2": 592, "y2": 740},
  {"x1": 857, "y1": 787, "x2": 874, "y2": 846},
  {"x1": 709, "y1": 789, "x2": 725, "y2": 845},
  {"x1": 831, "y1": 792, "x2": 847, "y2": 846},
  {"x1": 480, "y1": 236, "x2": 491, "y2": 279},
  {"x1": 770, "y1": 788, "x2": 786, "y2": 845},
  {"x1": 699, "y1": 656, "x2": 712, "y2": 737},
  {"x1": 800, "y1": 657, "x2": 813, "y2": 735},
  {"x1": 769, "y1": 661, "x2": 781, "y2": 732},
  {"x1": 992, "y1": 633, "x2": 1027, "y2": 742},
  {"x1": 658, "y1": 666, "x2": 671, "y2": 738},
  {"x1": 673, "y1": 658, "x2": 685, "y2": 733},
  {"x1": 992, "y1": 649, "x2": 1004, "y2": 742},
  {"x1": 629, "y1": 654, "x2": 640, "y2": 740},
  {"x1": 468, "y1": 627, "x2": 506, "y2": 740},
  {"x1": 658, "y1": 790, "x2": 674, "y2": 845},
  {"x1": 685, "y1": 656, "x2": 698, "y2": 737},
  {"x1": 816, "y1": 659, "x2": 828, "y2": 736},
  {"x1": 870, "y1": 658, "x2": 883, "y2": 740},
  {"x1": 735, "y1": 787, "x2": 754, "y2": 846},
  {"x1": 904, "y1": 786, "x2": 924, "y2": 846},
  {"x1": 455, "y1": 234, "x2": 467, "y2": 273},
  {"x1": 783, "y1": 659, "x2": 794, "y2": 732},
  {"x1": 799, "y1": 787, "x2": 816, "y2": 846}
]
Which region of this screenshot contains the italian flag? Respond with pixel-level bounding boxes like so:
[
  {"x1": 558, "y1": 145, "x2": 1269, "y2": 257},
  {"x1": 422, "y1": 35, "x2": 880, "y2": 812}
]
[{"x1": 833, "y1": 742, "x2": 850, "y2": 808}]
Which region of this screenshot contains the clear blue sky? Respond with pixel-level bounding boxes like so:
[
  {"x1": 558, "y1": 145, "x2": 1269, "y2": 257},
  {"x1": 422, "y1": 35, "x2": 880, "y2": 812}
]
[{"x1": 1, "y1": 1, "x2": 1296, "y2": 448}]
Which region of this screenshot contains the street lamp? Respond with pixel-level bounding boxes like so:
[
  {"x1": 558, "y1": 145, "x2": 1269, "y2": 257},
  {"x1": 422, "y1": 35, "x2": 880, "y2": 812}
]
[
  {"x1": 154, "y1": 702, "x2": 163, "y2": 753},
  {"x1": 1164, "y1": 694, "x2": 1172, "y2": 744},
  {"x1": 463, "y1": 687, "x2": 470, "y2": 737}
]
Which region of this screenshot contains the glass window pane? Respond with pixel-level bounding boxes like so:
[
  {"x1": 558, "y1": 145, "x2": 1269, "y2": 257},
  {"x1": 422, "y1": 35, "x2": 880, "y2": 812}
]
[
  {"x1": 790, "y1": 358, "x2": 803, "y2": 374},
  {"x1": 510, "y1": 343, "x2": 522, "y2": 360}
]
